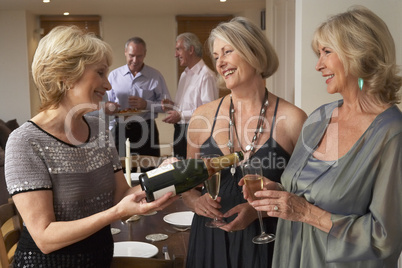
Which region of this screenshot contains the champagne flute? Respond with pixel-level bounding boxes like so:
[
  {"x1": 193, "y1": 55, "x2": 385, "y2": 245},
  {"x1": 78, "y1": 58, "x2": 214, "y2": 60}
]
[
  {"x1": 162, "y1": 94, "x2": 173, "y2": 112},
  {"x1": 242, "y1": 158, "x2": 275, "y2": 244},
  {"x1": 203, "y1": 170, "x2": 226, "y2": 228}
]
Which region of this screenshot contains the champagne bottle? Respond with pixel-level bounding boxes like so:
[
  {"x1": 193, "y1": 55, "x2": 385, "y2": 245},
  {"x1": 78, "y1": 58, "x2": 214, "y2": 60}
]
[{"x1": 139, "y1": 151, "x2": 244, "y2": 202}]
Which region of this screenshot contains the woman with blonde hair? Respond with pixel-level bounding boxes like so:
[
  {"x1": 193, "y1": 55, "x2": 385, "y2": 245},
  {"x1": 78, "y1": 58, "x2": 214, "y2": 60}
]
[
  {"x1": 183, "y1": 17, "x2": 307, "y2": 267},
  {"x1": 5, "y1": 26, "x2": 175, "y2": 267},
  {"x1": 246, "y1": 6, "x2": 402, "y2": 267}
]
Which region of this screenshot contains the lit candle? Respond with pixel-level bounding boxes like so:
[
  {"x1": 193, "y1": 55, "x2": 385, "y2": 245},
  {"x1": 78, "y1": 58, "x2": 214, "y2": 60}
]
[
  {"x1": 125, "y1": 138, "x2": 132, "y2": 187},
  {"x1": 125, "y1": 138, "x2": 130, "y2": 158},
  {"x1": 125, "y1": 157, "x2": 132, "y2": 187}
]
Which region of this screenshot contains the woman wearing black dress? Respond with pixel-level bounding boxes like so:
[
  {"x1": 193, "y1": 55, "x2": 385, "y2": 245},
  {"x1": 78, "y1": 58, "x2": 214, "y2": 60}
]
[{"x1": 182, "y1": 17, "x2": 307, "y2": 268}]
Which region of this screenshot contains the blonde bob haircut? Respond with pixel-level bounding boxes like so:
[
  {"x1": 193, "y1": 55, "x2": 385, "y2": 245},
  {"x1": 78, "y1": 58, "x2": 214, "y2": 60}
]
[
  {"x1": 32, "y1": 25, "x2": 113, "y2": 111},
  {"x1": 312, "y1": 5, "x2": 401, "y2": 105},
  {"x1": 208, "y1": 17, "x2": 279, "y2": 81}
]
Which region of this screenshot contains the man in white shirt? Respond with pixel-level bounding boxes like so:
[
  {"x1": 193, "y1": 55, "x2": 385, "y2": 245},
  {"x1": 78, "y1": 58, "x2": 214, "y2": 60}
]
[{"x1": 163, "y1": 33, "x2": 218, "y2": 159}]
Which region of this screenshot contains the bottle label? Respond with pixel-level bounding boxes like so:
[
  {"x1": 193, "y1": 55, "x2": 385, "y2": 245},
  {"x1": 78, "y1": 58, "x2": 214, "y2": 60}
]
[
  {"x1": 146, "y1": 164, "x2": 175, "y2": 178},
  {"x1": 153, "y1": 185, "x2": 177, "y2": 200}
]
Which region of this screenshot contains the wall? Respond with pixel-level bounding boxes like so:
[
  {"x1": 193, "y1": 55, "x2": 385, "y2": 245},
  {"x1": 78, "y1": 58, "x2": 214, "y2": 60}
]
[
  {"x1": 0, "y1": 9, "x2": 261, "y2": 155},
  {"x1": 102, "y1": 15, "x2": 177, "y2": 97},
  {"x1": 1, "y1": 2, "x2": 400, "y2": 135},
  {"x1": 27, "y1": 12, "x2": 41, "y2": 116},
  {"x1": 0, "y1": 10, "x2": 31, "y2": 124},
  {"x1": 295, "y1": 0, "x2": 402, "y2": 115}
]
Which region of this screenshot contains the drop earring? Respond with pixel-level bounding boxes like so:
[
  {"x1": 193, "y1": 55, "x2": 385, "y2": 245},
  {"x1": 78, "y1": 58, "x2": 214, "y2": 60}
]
[{"x1": 358, "y1": 78, "x2": 364, "y2": 91}]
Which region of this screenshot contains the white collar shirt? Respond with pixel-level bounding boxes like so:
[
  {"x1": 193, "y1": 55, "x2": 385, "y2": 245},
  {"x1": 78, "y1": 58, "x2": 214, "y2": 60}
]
[{"x1": 175, "y1": 59, "x2": 218, "y2": 124}]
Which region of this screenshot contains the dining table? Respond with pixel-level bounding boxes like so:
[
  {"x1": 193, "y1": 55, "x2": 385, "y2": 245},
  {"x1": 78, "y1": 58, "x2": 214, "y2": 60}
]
[{"x1": 111, "y1": 189, "x2": 192, "y2": 268}]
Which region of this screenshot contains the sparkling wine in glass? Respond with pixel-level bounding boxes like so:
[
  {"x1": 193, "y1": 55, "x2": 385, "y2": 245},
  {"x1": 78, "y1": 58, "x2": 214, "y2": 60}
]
[
  {"x1": 203, "y1": 171, "x2": 226, "y2": 228},
  {"x1": 162, "y1": 94, "x2": 173, "y2": 112},
  {"x1": 242, "y1": 158, "x2": 275, "y2": 244}
]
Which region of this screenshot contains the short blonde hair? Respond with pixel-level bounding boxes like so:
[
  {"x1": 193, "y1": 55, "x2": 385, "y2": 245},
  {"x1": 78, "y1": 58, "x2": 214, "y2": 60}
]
[
  {"x1": 32, "y1": 26, "x2": 113, "y2": 111},
  {"x1": 208, "y1": 17, "x2": 279, "y2": 80},
  {"x1": 312, "y1": 5, "x2": 401, "y2": 105}
]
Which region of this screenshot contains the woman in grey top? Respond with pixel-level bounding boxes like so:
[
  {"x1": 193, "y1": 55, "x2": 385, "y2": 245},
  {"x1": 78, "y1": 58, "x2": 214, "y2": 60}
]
[
  {"x1": 5, "y1": 26, "x2": 176, "y2": 267},
  {"x1": 243, "y1": 6, "x2": 402, "y2": 268}
]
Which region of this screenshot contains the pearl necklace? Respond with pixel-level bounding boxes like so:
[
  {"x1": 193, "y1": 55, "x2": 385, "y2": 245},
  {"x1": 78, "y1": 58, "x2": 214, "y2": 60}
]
[{"x1": 228, "y1": 88, "x2": 269, "y2": 175}]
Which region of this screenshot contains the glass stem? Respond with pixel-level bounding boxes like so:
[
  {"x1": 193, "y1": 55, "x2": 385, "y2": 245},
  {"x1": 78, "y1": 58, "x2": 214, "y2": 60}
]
[{"x1": 257, "y1": 211, "x2": 266, "y2": 235}]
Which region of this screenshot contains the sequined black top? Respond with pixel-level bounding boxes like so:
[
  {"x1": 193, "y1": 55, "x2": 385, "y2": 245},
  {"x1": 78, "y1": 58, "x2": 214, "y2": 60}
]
[{"x1": 5, "y1": 115, "x2": 122, "y2": 267}]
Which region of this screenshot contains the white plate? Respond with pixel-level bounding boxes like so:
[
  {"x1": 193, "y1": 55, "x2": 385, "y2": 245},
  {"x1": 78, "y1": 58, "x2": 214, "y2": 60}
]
[
  {"x1": 125, "y1": 173, "x2": 141, "y2": 181},
  {"x1": 113, "y1": 241, "x2": 158, "y2": 258},
  {"x1": 163, "y1": 211, "x2": 194, "y2": 227}
]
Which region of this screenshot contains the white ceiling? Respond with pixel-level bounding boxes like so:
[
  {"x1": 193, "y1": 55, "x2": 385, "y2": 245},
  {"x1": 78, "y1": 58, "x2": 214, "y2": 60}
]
[{"x1": 0, "y1": 0, "x2": 265, "y2": 16}]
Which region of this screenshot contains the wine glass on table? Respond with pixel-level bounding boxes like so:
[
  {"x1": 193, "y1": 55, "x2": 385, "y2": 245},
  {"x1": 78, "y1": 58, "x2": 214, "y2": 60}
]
[
  {"x1": 242, "y1": 158, "x2": 275, "y2": 244},
  {"x1": 203, "y1": 170, "x2": 226, "y2": 228}
]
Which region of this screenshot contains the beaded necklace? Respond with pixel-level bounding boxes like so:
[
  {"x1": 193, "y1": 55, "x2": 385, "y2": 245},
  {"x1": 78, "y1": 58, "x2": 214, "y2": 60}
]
[{"x1": 228, "y1": 88, "x2": 269, "y2": 175}]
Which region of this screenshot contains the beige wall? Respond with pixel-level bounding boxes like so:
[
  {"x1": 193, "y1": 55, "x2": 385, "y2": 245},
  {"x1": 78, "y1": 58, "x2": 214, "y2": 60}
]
[
  {"x1": 0, "y1": 2, "x2": 400, "y2": 135},
  {"x1": 0, "y1": 10, "x2": 261, "y2": 154},
  {"x1": 0, "y1": 10, "x2": 31, "y2": 125},
  {"x1": 295, "y1": 0, "x2": 402, "y2": 115}
]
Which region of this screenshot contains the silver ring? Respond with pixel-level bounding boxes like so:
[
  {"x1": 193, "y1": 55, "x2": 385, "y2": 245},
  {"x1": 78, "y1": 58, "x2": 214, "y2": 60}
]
[{"x1": 273, "y1": 205, "x2": 279, "y2": 211}]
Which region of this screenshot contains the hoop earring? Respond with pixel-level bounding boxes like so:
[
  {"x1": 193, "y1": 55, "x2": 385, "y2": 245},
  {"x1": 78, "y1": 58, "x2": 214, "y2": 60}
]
[{"x1": 358, "y1": 78, "x2": 364, "y2": 91}]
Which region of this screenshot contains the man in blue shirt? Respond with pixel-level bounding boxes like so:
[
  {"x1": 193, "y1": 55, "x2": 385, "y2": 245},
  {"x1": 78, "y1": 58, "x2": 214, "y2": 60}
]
[{"x1": 107, "y1": 37, "x2": 171, "y2": 165}]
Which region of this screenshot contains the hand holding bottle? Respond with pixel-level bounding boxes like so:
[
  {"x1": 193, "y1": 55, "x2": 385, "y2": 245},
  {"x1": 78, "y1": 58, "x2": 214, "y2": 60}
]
[
  {"x1": 159, "y1": 157, "x2": 180, "y2": 166},
  {"x1": 117, "y1": 189, "x2": 178, "y2": 221}
]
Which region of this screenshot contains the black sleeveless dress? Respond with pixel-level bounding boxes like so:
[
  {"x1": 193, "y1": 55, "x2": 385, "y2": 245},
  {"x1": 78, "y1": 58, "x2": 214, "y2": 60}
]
[{"x1": 186, "y1": 97, "x2": 291, "y2": 268}]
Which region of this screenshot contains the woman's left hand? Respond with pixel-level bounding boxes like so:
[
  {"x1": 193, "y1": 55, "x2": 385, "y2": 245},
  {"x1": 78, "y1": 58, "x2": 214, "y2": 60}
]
[
  {"x1": 252, "y1": 190, "x2": 309, "y2": 222},
  {"x1": 251, "y1": 190, "x2": 332, "y2": 233},
  {"x1": 219, "y1": 203, "x2": 259, "y2": 232}
]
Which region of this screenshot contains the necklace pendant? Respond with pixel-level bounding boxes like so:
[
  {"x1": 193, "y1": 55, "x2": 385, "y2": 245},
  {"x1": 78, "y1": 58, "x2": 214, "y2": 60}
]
[
  {"x1": 231, "y1": 166, "x2": 236, "y2": 176},
  {"x1": 227, "y1": 140, "x2": 233, "y2": 148},
  {"x1": 245, "y1": 144, "x2": 252, "y2": 151}
]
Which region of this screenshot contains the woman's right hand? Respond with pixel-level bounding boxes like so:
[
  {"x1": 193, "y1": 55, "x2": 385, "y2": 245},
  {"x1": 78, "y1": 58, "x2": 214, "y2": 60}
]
[
  {"x1": 194, "y1": 193, "x2": 223, "y2": 219},
  {"x1": 160, "y1": 157, "x2": 179, "y2": 166},
  {"x1": 239, "y1": 176, "x2": 280, "y2": 203},
  {"x1": 117, "y1": 190, "x2": 177, "y2": 219}
]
